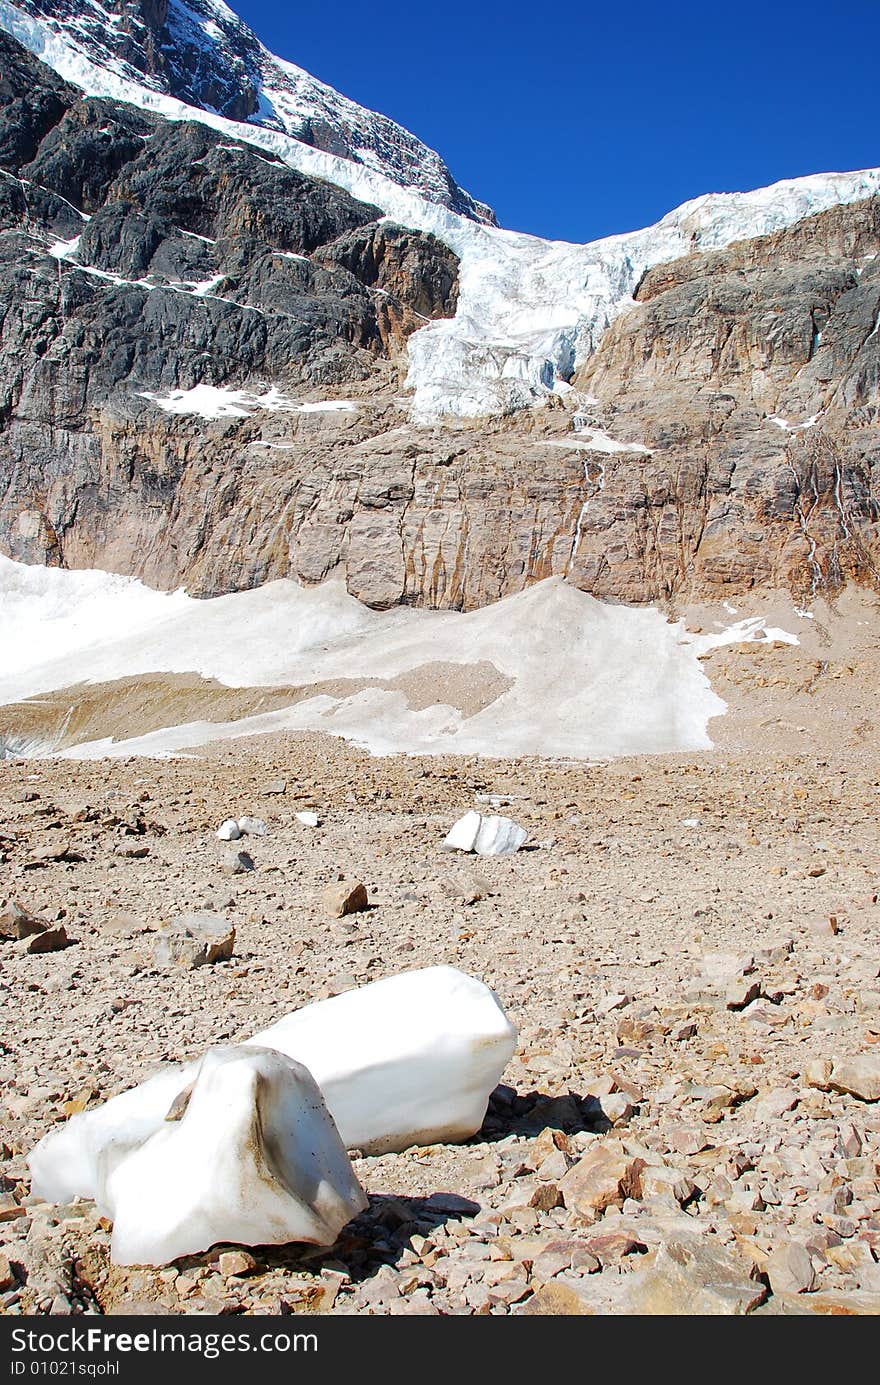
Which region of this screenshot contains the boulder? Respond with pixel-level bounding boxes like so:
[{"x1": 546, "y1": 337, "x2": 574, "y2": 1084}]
[
  {"x1": 19, "y1": 925, "x2": 69, "y2": 954},
  {"x1": 216, "y1": 819, "x2": 241, "y2": 841},
  {"x1": 0, "y1": 899, "x2": 48, "y2": 941},
  {"x1": 225, "y1": 851, "x2": 255, "y2": 875},
  {"x1": 322, "y1": 881, "x2": 368, "y2": 917},
  {"x1": 152, "y1": 912, "x2": 235, "y2": 969},
  {"x1": 766, "y1": 1241, "x2": 816, "y2": 1295},
  {"x1": 827, "y1": 1057, "x2": 880, "y2": 1103},
  {"x1": 559, "y1": 1140, "x2": 646, "y2": 1217}
]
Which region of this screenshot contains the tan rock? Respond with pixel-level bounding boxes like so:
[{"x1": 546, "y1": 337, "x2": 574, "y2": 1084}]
[
  {"x1": 766, "y1": 1241, "x2": 816, "y2": 1295},
  {"x1": 323, "y1": 881, "x2": 369, "y2": 917},
  {"x1": 518, "y1": 1282, "x2": 594, "y2": 1315},
  {"x1": 804, "y1": 1059, "x2": 834, "y2": 1090},
  {"x1": 619, "y1": 1238, "x2": 767, "y2": 1315},
  {"x1": 559, "y1": 1140, "x2": 646, "y2": 1217},
  {"x1": 828, "y1": 1057, "x2": 880, "y2": 1102},
  {"x1": 153, "y1": 912, "x2": 235, "y2": 968},
  {"x1": 0, "y1": 899, "x2": 47, "y2": 941},
  {"x1": 218, "y1": 1250, "x2": 257, "y2": 1278},
  {"x1": 639, "y1": 1164, "x2": 697, "y2": 1205}
]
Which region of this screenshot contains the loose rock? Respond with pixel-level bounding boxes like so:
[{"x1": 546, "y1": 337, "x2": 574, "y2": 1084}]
[
  {"x1": 322, "y1": 881, "x2": 369, "y2": 917},
  {"x1": 153, "y1": 913, "x2": 235, "y2": 969}
]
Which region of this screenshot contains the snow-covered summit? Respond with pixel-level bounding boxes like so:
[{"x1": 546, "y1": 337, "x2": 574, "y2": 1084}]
[
  {"x1": 0, "y1": 0, "x2": 495, "y2": 222},
  {"x1": 1, "y1": 1, "x2": 879, "y2": 422}
]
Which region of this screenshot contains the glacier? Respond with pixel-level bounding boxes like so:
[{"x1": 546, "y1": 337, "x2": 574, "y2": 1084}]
[
  {"x1": 2, "y1": 0, "x2": 880, "y2": 422},
  {"x1": 0, "y1": 555, "x2": 802, "y2": 762}
]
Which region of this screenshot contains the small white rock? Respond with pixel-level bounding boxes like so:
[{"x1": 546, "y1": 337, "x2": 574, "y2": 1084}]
[
  {"x1": 443, "y1": 810, "x2": 527, "y2": 857},
  {"x1": 237, "y1": 816, "x2": 267, "y2": 837},
  {"x1": 216, "y1": 819, "x2": 241, "y2": 842},
  {"x1": 296, "y1": 811, "x2": 320, "y2": 828}
]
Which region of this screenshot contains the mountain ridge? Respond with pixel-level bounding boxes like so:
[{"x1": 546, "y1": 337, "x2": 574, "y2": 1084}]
[
  {"x1": 0, "y1": 0, "x2": 497, "y2": 222},
  {"x1": 0, "y1": 8, "x2": 878, "y2": 616}
]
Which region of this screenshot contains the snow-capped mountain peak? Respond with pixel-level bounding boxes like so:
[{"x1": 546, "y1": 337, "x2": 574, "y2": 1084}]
[
  {"x1": 0, "y1": 0, "x2": 495, "y2": 222},
  {"x1": 1, "y1": 0, "x2": 879, "y2": 425}
]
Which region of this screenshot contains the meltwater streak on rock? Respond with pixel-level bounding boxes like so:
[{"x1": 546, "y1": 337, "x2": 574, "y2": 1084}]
[
  {"x1": 0, "y1": 558, "x2": 797, "y2": 760},
  {"x1": 2, "y1": 1, "x2": 879, "y2": 420}
]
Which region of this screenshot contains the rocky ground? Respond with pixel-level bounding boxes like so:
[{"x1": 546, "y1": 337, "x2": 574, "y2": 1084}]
[{"x1": 1, "y1": 611, "x2": 880, "y2": 1316}]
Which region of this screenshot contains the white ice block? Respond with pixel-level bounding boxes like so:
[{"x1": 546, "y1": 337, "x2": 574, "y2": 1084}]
[
  {"x1": 443, "y1": 810, "x2": 528, "y2": 856},
  {"x1": 28, "y1": 966, "x2": 517, "y2": 1202},
  {"x1": 29, "y1": 1061, "x2": 200, "y2": 1203},
  {"x1": 102, "y1": 1046, "x2": 367, "y2": 1265},
  {"x1": 248, "y1": 965, "x2": 517, "y2": 1154}
]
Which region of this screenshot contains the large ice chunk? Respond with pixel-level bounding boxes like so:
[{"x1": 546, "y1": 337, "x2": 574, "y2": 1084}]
[
  {"x1": 248, "y1": 965, "x2": 518, "y2": 1154},
  {"x1": 29, "y1": 1062, "x2": 200, "y2": 1203},
  {"x1": 443, "y1": 810, "x2": 528, "y2": 856},
  {"x1": 102, "y1": 1046, "x2": 367, "y2": 1266},
  {"x1": 28, "y1": 966, "x2": 517, "y2": 1200}
]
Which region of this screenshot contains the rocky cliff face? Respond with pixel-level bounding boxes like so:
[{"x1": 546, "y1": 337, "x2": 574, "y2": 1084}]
[
  {"x1": 0, "y1": 25, "x2": 878, "y2": 612},
  {"x1": 571, "y1": 198, "x2": 880, "y2": 603}
]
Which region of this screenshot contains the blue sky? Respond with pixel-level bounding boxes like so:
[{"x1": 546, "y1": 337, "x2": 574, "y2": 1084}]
[{"x1": 234, "y1": 1, "x2": 879, "y2": 244}]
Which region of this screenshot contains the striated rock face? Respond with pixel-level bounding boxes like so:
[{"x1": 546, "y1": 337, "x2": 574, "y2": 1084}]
[
  {"x1": 571, "y1": 198, "x2": 880, "y2": 603},
  {"x1": 0, "y1": 28, "x2": 879, "y2": 611}
]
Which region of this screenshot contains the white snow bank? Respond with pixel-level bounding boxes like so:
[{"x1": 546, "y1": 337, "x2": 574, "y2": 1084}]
[
  {"x1": 3, "y1": 0, "x2": 879, "y2": 421},
  {"x1": 137, "y1": 384, "x2": 357, "y2": 419},
  {"x1": 102, "y1": 1046, "x2": 367, "y2": 1265},
  {"x1": 541, "y1": 430, "x2": 652, "y2": 456},
  {"x1": 768, "y1": 413, "x2": 822, "y2": 433},
  {"x1": 29, "y1": 966, "x2": 517, "y2": 1216},
  {"x1": 0, "y1": 557, "x2": 798, "y2": 760}
]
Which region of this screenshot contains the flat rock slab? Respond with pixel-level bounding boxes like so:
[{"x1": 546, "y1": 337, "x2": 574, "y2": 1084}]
[
  {"x1": 828, "y1": 1057, "x2": 880, "y2": 1103},
  {"x1": 617, "y1": 1237, "x2": 767, "y2": 1315},
  {"x1": 152, "y1": 912, "x2": 235, "y2": 968},
  {"x1": 518, "y1": 1282, "x2": 594, "y2": 1315}
]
